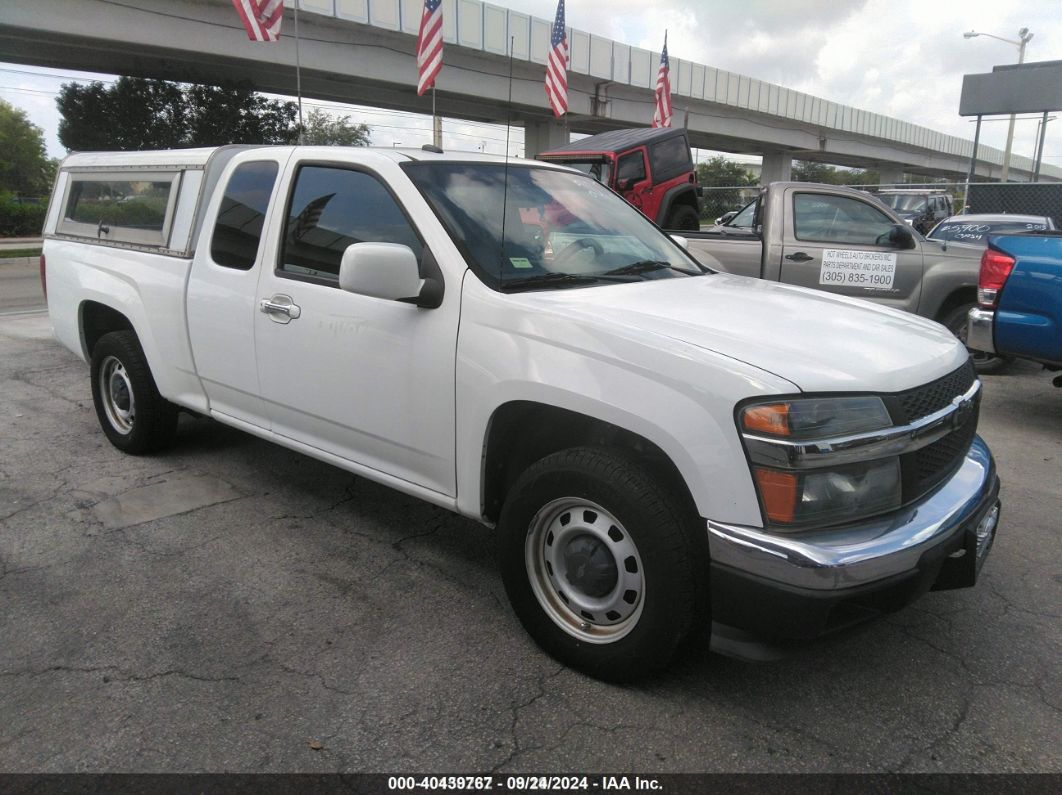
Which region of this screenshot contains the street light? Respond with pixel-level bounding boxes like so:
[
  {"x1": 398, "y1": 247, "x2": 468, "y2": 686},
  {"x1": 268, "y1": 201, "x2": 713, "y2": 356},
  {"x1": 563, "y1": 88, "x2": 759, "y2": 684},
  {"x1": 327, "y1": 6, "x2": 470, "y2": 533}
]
[{"x1": 964, "y1": 27, "x2": 1034, "y2": 181}]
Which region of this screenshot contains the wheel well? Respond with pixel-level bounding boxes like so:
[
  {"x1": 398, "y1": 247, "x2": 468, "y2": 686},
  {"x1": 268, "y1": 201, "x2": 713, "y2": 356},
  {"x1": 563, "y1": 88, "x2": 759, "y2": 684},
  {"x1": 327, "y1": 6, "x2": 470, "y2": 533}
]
[
  {"x1": 670, "y1": 190, "x2": 698, "y2": 210},
  {"x1": 81, "y1": 301, "x2": 134, "y2": 358},
  {"x1": 481, "y1": 401, "x2": 698, "y2": 524},
  {"x1": 935, "y1": 288, "x2": 977, "y2": 322}
]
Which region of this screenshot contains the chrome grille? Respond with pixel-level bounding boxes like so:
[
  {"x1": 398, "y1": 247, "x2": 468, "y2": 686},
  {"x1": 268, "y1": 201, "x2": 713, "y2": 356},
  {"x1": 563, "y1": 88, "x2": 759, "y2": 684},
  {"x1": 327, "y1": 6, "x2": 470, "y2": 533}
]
[{"x1": 888, "y1": 360, "x2": 980, "y2": 503}]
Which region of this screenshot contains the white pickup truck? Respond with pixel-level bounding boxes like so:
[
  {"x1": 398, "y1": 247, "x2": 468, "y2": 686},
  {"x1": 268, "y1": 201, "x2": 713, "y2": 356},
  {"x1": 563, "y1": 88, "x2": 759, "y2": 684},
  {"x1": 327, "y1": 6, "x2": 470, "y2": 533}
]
[{"x1": 43, "y1": 145, "x2": 1000, "y2": 680}]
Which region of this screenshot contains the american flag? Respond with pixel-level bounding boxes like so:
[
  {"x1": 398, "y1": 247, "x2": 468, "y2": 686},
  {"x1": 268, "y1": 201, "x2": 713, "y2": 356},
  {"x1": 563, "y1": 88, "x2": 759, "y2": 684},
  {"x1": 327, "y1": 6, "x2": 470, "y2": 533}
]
[
  {"x1": 231, "y1": 0, "x2": 283, "y2": 43},
  {"x1": 417, "y1": 0, "x2": 444, "y2": 96},
  {"x1": 652, "y1": 33, "x2": 673, "y2": 128},
  {"x1": 292, "y1": 193, "x2": 335, "y2": 241},
  {"x1": 545, "y1": 0, "x2": 568, "y2": 117}
]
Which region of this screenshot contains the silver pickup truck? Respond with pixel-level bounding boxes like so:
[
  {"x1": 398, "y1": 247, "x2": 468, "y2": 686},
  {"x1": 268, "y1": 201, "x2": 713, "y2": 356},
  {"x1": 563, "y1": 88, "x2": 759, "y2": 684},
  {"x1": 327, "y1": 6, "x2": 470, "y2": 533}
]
[{"x1": 683, "y1": 183, "x2": 999, "y2": 371}]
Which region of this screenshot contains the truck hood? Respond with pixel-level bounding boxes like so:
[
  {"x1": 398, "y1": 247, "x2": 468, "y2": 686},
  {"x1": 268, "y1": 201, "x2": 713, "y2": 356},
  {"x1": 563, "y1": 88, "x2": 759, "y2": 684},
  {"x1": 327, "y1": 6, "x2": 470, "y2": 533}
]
[{"x1": 521, "y1": 273, "x2": 968, "y2": 393}]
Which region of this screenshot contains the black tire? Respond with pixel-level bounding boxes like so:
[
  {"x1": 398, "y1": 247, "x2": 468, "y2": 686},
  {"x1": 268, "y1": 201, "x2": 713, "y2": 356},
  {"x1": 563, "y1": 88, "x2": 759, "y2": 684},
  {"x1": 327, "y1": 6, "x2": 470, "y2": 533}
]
[
  {"x1": 941, "y1": 303, "x2": 1013, "y2": 375},
  {"x1": 665, "y1": 205, "x2": 700, "y2": 231},
  {"x1": 90, "y1": 330, "x2": 178, "y2": 454},
  {"x1": 498, "y1": 447, "x2": 701, "y2": 681}
]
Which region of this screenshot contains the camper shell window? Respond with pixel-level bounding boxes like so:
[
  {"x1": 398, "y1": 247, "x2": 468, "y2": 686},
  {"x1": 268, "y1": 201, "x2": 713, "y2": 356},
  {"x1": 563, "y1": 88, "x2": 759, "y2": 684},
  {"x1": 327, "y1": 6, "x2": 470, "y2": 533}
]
[{"x1": 58, "y1": 171, "x2": 181, "y2": 247}]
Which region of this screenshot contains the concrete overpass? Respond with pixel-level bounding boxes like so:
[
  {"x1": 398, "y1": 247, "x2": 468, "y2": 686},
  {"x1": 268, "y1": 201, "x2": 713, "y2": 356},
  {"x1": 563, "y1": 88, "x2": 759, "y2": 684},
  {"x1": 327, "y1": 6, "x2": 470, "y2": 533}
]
[{"x1": 2, "y1": 0, "x2": 1057, "y2": 183}]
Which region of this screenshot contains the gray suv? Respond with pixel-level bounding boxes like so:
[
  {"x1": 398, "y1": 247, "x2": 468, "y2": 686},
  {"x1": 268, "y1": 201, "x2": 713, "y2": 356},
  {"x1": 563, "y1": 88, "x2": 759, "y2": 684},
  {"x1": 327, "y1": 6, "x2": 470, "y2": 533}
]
[{"x1": 877, "y1": 190, "x2": 954, "y2": 234}]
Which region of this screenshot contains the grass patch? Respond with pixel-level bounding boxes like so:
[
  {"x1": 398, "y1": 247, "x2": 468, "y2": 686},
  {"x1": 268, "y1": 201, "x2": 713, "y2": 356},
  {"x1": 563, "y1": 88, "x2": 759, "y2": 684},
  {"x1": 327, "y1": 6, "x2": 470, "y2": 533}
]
[{"x1": 0, "y1": 248, "x2": 42, "y2": 259}]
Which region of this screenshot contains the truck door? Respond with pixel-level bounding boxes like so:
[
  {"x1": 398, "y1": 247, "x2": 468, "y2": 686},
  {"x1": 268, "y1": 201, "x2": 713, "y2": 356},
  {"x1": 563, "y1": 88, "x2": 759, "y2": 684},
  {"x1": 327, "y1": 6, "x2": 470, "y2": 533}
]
[
  {"x1": 777, "y1": 187, "x2": 924, "y2": 313},
  {"x1": 186, "y1": 151, "x2": 288, "y2": 429},
  {"x1": 252, "y1": 160, "x2": 459, "y2": 498},
  {"x1": 615, "y1": 149, "x2": 651, "y2": 217}
]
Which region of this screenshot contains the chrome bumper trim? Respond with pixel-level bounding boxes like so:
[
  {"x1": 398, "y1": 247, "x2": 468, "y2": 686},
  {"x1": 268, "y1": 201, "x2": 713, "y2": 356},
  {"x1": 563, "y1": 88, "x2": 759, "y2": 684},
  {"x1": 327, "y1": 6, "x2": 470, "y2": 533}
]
[
  {"x1": 708, "y1": 437, "x2": 996, "y2": 590},
  {"x1": 967, "y1": 308, "x2": 996, "y2": 355}
]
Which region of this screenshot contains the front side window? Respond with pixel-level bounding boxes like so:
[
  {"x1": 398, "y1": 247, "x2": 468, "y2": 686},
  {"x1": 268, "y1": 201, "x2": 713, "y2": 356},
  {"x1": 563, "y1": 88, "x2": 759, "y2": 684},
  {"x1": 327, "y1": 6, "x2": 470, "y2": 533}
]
[
  {"x1": 402, "y1": 162, "x2": 706, "y2": 292},
  {"x1": 210, "y1": 161, "x2": 279, "y2": 270},
  {"x1": 616, "y1": 151, "x2": 647, "y2": 184},
  {"x1": 279, "y1": 166, "x2": 423, "y2": 283},
  {"x1": 793, "y1": 193, "x2": 895, "y2": 245}
]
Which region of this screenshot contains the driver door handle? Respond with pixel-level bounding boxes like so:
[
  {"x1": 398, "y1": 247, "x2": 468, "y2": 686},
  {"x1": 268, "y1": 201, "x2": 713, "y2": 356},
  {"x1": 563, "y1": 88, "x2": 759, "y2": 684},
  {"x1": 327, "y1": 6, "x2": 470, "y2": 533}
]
[
  {"x1": 785, "y1": 252, "x2": 814, "y2": 262},
  {"x1": 259, "y1": 295, "x2": 301, "y2": 323}
]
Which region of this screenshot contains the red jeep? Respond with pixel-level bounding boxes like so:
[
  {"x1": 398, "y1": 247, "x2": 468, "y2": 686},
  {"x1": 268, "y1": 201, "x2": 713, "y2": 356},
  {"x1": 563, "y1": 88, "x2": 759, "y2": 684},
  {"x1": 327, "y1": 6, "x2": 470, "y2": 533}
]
[{"x1": 538, "y1": 127, "x2": 702, "y2": 230}]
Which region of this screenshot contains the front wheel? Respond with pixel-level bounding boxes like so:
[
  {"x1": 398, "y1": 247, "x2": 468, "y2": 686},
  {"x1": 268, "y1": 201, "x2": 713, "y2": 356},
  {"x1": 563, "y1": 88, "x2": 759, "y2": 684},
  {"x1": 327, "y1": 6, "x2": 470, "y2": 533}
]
[
  {"x1": 90, "y1": 330, "x2": 178, "y2": 454},
  {"x1": 498, "y1": 447, "x2": 700, "y2": 681},
  {"x1": 941, "y1": 303, "x2": 1013, "y2": 375}
]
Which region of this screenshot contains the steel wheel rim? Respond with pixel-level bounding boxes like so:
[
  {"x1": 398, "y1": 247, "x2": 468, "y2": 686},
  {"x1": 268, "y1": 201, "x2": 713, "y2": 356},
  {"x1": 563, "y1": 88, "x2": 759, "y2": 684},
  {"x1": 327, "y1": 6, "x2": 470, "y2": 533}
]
[
  {"x1": 525, "y1": 498, "x2": 644, "y2": 644},
  {"x1": 100, "y1": 355, "x2": 135, "y2": 434}
]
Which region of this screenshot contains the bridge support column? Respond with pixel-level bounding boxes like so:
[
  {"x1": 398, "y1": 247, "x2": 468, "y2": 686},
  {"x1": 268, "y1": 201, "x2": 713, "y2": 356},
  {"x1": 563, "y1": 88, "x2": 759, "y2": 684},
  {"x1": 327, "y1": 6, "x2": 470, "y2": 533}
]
[
  {"x1": 760, "y1": 152, "x2": 791, "y2": 185},
  {"x1": 878, "y1": 164, "x2": 904, "y2": 186},
  {"x1": 524, "y1": 120, "x2": 569, "y2": 158}
]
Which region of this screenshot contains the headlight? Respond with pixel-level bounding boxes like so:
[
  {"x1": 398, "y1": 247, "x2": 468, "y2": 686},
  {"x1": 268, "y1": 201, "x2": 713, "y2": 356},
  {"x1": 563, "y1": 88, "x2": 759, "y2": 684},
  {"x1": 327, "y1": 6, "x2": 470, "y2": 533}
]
[
  {"x1": 740, "y1": 397, "x2": 900, "y2": 530},
  {"x1": 752, "y1": 458, "x2": 901, "y2": 528},
  {"x1": 741, "y1": 396, "x2": 892, "y2": 440}
]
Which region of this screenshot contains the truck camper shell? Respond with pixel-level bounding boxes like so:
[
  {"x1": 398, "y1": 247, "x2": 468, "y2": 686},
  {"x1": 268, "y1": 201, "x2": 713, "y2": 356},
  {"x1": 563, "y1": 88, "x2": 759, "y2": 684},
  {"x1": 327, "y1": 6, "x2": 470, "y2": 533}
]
[{"x1": 46, "y1": 146, "x2": 260, "y2": 257}]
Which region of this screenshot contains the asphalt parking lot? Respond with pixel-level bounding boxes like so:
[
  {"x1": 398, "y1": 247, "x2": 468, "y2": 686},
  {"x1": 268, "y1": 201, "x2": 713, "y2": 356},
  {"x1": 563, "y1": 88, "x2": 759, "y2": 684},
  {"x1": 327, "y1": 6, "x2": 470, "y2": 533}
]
[{"x1": 1, "y1": 290, "x2": 1060, "y2": 773}]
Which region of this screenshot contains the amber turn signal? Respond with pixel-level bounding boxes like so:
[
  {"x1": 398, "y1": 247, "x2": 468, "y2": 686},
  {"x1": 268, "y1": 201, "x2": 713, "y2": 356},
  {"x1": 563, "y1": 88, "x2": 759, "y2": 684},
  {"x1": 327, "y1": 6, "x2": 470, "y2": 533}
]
[
  {"x1": 753, "y1": 468, "x2": 798, "y2": 524},
  {"x1": 742, "y1": 403, "x2": 790, "y2": 436}
]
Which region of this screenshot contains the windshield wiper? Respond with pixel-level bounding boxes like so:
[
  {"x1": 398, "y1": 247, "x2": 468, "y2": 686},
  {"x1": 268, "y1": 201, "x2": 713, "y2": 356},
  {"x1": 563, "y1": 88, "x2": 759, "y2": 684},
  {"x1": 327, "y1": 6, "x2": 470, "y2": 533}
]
[
  {"x1": 601, "y1": 260, "x2": 673, "y2": 277},
  {"x1": 601, "y1": 260, "x2": 701, "y2": 277},
  {"x1": 500, "y1": 272, "x2": 603, "y2": 292}
]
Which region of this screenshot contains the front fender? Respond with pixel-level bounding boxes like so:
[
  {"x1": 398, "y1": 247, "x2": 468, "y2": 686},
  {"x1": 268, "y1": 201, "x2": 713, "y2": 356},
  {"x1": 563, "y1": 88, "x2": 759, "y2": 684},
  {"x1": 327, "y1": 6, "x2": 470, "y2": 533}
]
[{"x1": 453, "y1": 278, "x2": 795, "y2": 527}]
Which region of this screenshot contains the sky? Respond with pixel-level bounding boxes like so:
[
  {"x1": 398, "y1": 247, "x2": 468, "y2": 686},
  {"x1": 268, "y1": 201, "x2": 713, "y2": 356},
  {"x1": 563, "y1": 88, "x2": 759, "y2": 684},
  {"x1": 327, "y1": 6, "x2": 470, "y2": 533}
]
[{"x1": 2, "y1": 0, "x2": 1060, "y2": 172}]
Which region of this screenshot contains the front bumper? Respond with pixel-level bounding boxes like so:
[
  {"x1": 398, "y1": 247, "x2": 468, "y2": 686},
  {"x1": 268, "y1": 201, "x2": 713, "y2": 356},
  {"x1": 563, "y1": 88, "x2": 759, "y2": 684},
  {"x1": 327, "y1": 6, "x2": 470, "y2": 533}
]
[
  {"x1": 968, "y1": 307, "x2": 996, "y2": 354},
  {"x1": 707, "y1": 436, "x2": 1000, "y2": 640}
]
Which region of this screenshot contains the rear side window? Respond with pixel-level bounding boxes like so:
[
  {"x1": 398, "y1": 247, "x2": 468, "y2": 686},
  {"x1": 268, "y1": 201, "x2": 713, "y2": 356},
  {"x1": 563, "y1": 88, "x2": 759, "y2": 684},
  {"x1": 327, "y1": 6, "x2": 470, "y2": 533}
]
[
  {"x1": 279, "y1": 165, "x2": 423, "y2": 283},
  {"x1": 210, "y1": 161, "x2": 279, "y2": 270},
  {"x1": 649, "y1": 136, "x2": 692, "y2": 182},
  {"x1": 58, "y1": 172, "x2": 180, "y2": 246}
]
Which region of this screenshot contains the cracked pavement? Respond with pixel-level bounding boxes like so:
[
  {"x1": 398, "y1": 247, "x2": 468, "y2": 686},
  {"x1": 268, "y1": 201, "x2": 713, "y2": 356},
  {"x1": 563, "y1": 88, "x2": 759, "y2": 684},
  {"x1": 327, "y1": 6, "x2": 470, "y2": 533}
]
[{"x1": 0, "y1": 311, "x2": 1059, "y2": 773}]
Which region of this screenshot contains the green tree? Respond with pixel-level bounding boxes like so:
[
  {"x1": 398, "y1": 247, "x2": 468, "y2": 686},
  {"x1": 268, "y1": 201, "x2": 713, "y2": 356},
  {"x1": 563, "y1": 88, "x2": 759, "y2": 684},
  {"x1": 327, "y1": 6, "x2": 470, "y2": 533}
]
[
  {"x1": 0, "y1": 99, "x2": 54, "y2": 196},
  {"x1": 184, "y1": 82, "x2": 298, "y2": 146},
  {"x1": 696, "y1": 156, "x2": 755, "y2": 220},
  {"x1": 56, "y1": 77, "x2": 302, "y2": 151},
  {"x1": 792, "y1": 160, "x2": 881, "y2": 186},
  {"x1": 300, "y1": 108, "x2": 371, "y2": 146},
  {"x1": 58, "y1": 77, "x2": 185, "y2": 151}
]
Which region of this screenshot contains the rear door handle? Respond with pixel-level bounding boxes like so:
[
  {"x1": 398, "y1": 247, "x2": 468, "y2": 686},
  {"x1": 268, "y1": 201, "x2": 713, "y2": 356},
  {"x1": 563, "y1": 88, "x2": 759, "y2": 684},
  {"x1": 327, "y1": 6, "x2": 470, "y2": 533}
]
[
  {"x1": 259, "y1": 295, "x2": 301, "y2": 323},
  {"x1": 785, "y1": 252, "x2": 814, "y2": 262}
]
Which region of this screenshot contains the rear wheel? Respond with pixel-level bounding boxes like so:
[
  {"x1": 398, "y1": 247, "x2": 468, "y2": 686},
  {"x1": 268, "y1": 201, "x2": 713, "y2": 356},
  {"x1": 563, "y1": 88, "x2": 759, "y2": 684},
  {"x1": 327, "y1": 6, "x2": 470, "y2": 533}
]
[
  {"x1": 665, "y1": 205, "x2": 700, "y2": 231},
  {"x1": 498, "y1": 447, "x2": 700, "y2": 681},
  {"x1": 90, "y1": 330, "x2": 178, "y2": 454},
  {"x1": 941, "y1": 303, "x2": 1013, "y2": 375}
]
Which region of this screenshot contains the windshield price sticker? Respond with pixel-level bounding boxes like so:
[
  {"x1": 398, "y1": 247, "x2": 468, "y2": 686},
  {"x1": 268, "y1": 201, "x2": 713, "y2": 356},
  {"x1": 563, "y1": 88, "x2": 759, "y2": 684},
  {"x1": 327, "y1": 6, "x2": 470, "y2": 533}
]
[{"x1": 819, "y1": 249, "x2": 897, "y2": 289}]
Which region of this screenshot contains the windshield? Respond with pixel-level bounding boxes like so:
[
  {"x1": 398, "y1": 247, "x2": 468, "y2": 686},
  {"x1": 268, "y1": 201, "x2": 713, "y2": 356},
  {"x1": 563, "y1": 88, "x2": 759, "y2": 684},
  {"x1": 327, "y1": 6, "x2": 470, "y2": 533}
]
[
  {"x1": 402, "y1": 162, "x2": 707, "y2": 292},
  {"x1": 548, "y1": 158, "x2": 612, "y2": 185},
  {"x1": 927, "y1": 219, "x2": 1052, "y2": 245},
  {"x1": 878, "y1": 194, "x2": 927, "y2": 213}
]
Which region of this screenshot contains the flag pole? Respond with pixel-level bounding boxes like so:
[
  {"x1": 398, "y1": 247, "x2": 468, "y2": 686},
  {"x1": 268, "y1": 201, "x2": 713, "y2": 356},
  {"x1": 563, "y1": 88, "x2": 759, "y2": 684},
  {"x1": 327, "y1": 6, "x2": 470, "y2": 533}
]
[
  {"x1": 432, "y1": 85, "x2": 441, "y2": 149},
  {"x1": 294, "y1": 1, "x2": 304, "y2": 143}
]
